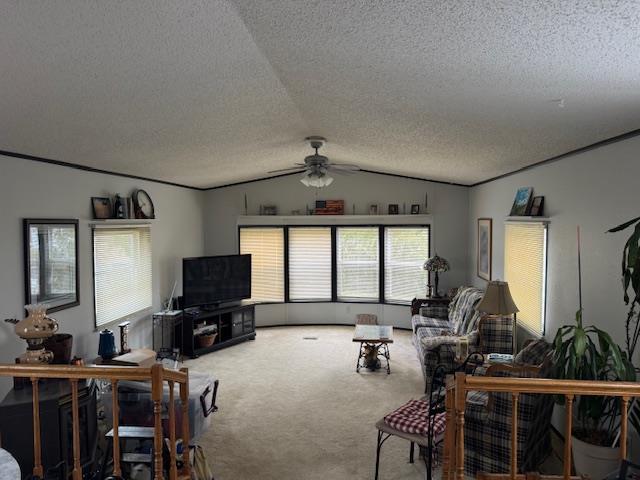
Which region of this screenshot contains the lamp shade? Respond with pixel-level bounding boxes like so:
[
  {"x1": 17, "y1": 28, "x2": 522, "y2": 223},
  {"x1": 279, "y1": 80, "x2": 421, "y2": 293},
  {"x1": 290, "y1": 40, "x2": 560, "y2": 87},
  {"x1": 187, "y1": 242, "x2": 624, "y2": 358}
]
[
  {"x1": 423, "y1": 254, "x2": 450, "y2": 273},
  {"x1": 475, "y1": 280, "x2": 519, "y2": 315}
]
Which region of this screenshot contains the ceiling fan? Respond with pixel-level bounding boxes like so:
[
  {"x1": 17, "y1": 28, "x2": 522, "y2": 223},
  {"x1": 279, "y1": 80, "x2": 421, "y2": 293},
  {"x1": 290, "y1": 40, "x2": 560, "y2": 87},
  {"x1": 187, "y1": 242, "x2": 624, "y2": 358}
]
[{"x1": 269, "y1": 136, "x2": 360, "y2": 187}]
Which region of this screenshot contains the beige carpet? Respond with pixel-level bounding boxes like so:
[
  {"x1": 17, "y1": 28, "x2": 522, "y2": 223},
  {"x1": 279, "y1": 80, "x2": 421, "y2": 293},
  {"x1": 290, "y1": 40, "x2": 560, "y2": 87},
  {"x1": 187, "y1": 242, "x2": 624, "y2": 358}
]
[{"x1": 185, "y1": 325, "x2": 431, "y2": 480}]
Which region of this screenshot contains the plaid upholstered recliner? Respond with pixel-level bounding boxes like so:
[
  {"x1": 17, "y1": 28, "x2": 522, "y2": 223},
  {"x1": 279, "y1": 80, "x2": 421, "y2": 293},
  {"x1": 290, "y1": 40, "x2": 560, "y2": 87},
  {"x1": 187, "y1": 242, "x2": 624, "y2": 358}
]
[
  {"x1": 411, "y1": 286, "x2": 514, "y2": 393},
  {"x1": 464, "y1": 339, "x2": 554, "y2": 476}
]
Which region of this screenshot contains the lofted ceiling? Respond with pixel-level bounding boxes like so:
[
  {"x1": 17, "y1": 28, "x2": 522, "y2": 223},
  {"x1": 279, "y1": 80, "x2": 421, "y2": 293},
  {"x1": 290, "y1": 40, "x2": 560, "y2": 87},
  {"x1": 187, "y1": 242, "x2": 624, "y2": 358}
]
[{"x1": 1, "y1": 1, "x2": 639, "y2": 188}]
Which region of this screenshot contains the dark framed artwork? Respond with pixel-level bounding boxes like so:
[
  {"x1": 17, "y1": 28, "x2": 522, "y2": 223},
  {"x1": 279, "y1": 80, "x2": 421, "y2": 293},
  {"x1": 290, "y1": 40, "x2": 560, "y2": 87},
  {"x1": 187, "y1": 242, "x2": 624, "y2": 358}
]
[
  {"x1": 477, "y1": 218, "x2": 492, "y2": 281},
  {"x1": 23, "y1": 219, "x2": 79, "y2": 312},
  {"x1": 388, "y1": 204, "x2": 399, "y2": 215},
  {"x1": 410, "y1": 204, "x2": 420, "y2": 214},
  {"x1": 509, "y1": 187, "x2": 533, "y2": 216},
  {"x1": 529, "y1": 196, "x2": 545, "y2": 216},
  {"x1": 91, "y1": 197, "x2": 112, "y2": 219}
]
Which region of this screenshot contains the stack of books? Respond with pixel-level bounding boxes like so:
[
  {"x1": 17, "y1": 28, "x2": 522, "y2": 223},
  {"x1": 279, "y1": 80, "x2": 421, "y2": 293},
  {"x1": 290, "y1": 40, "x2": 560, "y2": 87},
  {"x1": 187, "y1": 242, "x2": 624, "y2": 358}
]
[{"x1": 315, "y1": 200, "x2": 344, "y2": 215}]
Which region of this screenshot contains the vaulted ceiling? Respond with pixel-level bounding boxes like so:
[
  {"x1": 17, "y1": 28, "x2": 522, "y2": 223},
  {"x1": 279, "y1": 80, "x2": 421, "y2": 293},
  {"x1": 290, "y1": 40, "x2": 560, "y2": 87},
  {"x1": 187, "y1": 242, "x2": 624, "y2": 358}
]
[{"x1": 1, "y1": 1, "x2": 639, "y2": 188}]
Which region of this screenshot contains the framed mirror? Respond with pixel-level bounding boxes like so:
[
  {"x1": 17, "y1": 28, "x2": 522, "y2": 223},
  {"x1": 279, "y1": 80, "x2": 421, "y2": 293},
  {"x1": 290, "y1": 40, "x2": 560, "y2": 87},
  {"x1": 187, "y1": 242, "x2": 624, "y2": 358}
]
[{"x1": 23, "y1": 219, "x2": 79, "y2": 312}]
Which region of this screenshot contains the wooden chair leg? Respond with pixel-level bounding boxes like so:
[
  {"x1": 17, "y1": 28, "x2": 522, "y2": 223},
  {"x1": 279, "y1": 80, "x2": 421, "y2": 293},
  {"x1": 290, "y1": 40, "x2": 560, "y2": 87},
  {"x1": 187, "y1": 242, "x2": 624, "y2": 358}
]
[{"x1": 409, "y1": 441, "x2": 415, "y2": 463}]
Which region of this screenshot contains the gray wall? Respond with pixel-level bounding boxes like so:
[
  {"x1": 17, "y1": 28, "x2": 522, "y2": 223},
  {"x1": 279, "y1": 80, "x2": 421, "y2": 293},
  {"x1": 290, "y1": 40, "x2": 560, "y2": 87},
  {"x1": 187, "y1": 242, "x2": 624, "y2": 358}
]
[
  {"x1": 467, "y1": 134, "x2": 640, "y2": 363},
  {"x1": 204, "y1": 171, "x2": 469, "y2": 328},
  {"x1": 0, "y1": 155, "x2": 205, "y2": 378}
]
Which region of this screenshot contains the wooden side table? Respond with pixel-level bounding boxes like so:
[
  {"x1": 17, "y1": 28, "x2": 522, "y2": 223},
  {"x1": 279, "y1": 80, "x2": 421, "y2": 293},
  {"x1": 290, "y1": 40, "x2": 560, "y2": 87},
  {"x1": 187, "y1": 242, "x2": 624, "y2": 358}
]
[{"x1": 410, "y1": 296, "x2": 451, "y2": 315}]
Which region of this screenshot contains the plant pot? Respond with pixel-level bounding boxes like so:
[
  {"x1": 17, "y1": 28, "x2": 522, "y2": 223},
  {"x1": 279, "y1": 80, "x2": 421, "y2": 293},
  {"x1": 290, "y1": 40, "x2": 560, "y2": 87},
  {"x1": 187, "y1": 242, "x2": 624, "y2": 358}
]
[
  {"x1": 196, "y1": 333, "x2": 217, "y2": 349},
  {"x1": 572, "y1": 435, "x2": 620, "y2": 479},
  {"x1": 42, "y1": 333, "x2": 73, "y2": 364}
]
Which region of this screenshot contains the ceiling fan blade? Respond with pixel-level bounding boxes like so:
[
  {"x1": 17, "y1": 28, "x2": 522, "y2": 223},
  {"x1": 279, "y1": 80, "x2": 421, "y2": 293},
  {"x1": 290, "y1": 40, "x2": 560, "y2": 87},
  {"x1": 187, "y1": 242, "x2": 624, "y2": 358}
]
[
  {"x1": 267, "y1": 167, "x2": 307, "y2": 174},
  {"x1": 328, "y1": 164, "x2": 361, "y2": 171}
]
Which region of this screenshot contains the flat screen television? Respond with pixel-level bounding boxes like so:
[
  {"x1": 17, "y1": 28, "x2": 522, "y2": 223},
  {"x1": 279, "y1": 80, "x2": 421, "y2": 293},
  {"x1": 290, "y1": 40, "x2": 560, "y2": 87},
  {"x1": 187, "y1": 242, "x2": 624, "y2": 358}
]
[{"x1": 183, "y1": 254, "x2": 251, "y2": 308}]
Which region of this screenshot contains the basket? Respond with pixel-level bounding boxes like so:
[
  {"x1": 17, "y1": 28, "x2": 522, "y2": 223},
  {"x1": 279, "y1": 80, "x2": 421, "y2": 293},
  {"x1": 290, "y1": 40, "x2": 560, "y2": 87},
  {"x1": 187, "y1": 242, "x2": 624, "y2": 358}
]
[{"x1": 196, "y1": 332, "x2": 217, "y2": 349}]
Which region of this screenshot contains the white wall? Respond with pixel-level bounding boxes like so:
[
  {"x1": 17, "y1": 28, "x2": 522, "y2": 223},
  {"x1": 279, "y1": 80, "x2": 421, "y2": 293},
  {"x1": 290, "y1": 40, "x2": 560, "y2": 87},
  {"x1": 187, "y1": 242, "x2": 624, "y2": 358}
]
[
  {"x1": 467, "y1": 134, "x2": 640, "y2": 363},
  {"x1": 0, "y1": 155, "x2": 205, "y2": 377},
  {"x1": 204, "y1": 171, "x2": 469, "y2": 328}
]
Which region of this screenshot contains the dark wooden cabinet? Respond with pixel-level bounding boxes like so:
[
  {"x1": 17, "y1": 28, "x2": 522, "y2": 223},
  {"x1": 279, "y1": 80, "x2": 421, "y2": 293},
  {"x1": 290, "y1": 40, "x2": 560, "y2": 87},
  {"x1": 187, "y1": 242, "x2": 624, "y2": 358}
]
[
  {"x1": 0, "y1": 380, "x2": 98, "y2": 479},
  {"x1": 181, "y1": 303, "x2": 256, "y2": 358}
]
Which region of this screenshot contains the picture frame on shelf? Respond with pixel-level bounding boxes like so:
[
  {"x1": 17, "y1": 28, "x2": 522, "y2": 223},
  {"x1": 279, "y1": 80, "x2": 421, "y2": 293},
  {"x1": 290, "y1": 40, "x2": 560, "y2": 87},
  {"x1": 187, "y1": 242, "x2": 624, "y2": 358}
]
[
  {"x1": 529, "y1": 196, "x2": 545, "y2": 216},
  {"x1": 388, "y1": 204, "x2": 399, "y2": 215},
  {"x1": 91, "y1": 197, "x2": 112, "y2": 219},
  {"x1": 410, "y1": 204, "x2": 420, "y2": 214},
  {"x1": 262, "y1": 205, "x2": 278, "y2": 215},
  {"x1": 509, "y1": 187, "x2": 533, "y2": 216},
  {"x1": 477, "y1": 218, "x2": 492, "y2": 281},
  {"x1": 369, "y1": 204, "x2": 378, "y2": 215}
]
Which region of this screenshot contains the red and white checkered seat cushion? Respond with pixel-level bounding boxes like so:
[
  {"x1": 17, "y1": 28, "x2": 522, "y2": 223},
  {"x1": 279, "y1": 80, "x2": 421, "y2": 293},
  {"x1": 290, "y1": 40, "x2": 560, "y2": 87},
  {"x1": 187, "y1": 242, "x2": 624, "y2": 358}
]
[{"x1": 383, "y1": 399, "x2": 446, "y2": 436}]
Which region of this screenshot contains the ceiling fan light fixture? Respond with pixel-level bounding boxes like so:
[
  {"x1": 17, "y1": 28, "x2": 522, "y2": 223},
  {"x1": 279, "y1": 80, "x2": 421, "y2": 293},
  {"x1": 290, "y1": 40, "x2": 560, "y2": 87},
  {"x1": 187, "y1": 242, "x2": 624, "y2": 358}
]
[{"x1": 300, "y1": 170, "x2": 333, "y2": 188}]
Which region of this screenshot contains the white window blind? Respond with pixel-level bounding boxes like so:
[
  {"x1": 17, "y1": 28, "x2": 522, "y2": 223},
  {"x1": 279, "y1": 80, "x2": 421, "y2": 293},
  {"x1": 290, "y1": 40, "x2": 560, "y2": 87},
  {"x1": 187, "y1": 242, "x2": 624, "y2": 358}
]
[
  {"x1": 337, "y1": 227, "x2": 379, "y2": 301},
  {"x1": 239, "y1": 227, "x2": 284, "y2": 302},
  {"x1": 289, "y1": 227, "x2": 332, "y2": 301},
  {"x1": 384, "y1": 227, "x2": 430, "y2": 303},
  {"x1": 504, "y1": 222, "x2": 548, "y2": 335},
  {"x1": 93, "y1": 226, "x2": 152, "y2": 327}
]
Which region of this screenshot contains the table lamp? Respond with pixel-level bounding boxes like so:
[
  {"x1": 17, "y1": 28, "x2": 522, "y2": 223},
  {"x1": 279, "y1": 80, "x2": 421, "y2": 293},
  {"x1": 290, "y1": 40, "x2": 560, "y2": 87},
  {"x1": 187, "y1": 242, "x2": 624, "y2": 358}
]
[
  {"x1": 423, "y1": 254, "x2": 450, "y2": 298},
  {"x1": 475, "y1": 280, "x2": 519, "y2": 354}
]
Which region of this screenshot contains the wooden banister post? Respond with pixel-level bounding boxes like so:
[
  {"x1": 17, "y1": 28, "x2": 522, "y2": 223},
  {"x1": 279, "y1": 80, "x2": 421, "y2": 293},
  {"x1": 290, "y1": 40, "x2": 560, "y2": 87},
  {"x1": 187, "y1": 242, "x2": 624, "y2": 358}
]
[
  {"x1": 30, "y1": 378, "x2": 44, "y2": 479},
  {"x1": 111, "y1": 379, "x2": 122, "y2": 478},
  {"x1": 168, "y1": 380, "x2": 178, "y2": 480},
  {"x1": 621, "y1": 396, "x2": 629, "y2": 460},
  {"x1": 454, "y1": 372, "x2": 466, "y2": 480},
  {"x1": 151, "y1": 364, "x2": 164, "y2": 480},
  {"x1": 70, "y1": 379, "x2": 82, "y2": 480},
  {"x1": 180, "y1": 367, "x2": 191, "y2": 477},
  {"x1": 563, "y1": 395, "x2": 574, "y2": 480},
  {"x1": 510, "y1": 393, "x2": 519, "y2": 480}
]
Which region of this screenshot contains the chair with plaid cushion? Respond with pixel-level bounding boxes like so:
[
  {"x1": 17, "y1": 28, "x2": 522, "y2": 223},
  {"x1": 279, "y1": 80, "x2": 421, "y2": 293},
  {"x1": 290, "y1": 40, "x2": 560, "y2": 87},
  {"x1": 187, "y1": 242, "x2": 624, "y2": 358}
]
[
  {"x1": 374, "y1": 365, "x2": 448, "y2": 480},
  {"x1": 411, "y1": 286, "x2": 513, "y2": 393},
  {"x1": 374, "y1": 355, "x2": 484, "y2": 480},
  {"x1": 464, "y1": 338, "x2": 553, "y2": 476}
]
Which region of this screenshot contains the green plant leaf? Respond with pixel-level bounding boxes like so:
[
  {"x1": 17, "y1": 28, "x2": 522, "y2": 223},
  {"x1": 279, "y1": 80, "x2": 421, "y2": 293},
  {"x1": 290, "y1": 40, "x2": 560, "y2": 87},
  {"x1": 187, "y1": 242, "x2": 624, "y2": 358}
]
[
  {"x1": 574, "y1": 326, "x2": 587, "y2": 357},
  {"x1": 608, "y1": 216, "x2": 640, "y2": 233}
]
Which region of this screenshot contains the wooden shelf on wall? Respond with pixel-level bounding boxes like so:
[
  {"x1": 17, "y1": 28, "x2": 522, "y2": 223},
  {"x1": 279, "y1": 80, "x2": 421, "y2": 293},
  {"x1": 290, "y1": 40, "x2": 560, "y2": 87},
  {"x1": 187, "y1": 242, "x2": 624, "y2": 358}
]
[
  {"x1": 238, "y1": 214, "x2": 432, "y2": 225},
  {"x1": 505, "y1": 216, "x2": 549, "y2": 222},
  {"x1": 89, "y1": 219, "x2": 154, "y2": 226}
]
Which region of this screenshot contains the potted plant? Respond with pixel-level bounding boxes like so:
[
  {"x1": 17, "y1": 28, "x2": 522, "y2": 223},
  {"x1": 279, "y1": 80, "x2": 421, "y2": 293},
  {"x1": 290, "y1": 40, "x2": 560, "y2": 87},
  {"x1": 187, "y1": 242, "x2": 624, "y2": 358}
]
[
  {"x1": 552, "y1": 227, "x2": 636, "y2": 478},
  {"x1": 553, "y1": 309, "x2": 635, "y2": 477}
]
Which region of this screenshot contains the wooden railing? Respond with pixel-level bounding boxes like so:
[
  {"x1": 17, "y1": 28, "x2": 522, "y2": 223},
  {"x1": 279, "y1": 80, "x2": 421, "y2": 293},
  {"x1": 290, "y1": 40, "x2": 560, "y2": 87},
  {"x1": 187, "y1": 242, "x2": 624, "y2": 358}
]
[
  {"x1": 0, "y1": 363, "x2": 191, "y2": 480},
  {"x1": 442, "y1": 372, "x2": 640, "y2": 480}
]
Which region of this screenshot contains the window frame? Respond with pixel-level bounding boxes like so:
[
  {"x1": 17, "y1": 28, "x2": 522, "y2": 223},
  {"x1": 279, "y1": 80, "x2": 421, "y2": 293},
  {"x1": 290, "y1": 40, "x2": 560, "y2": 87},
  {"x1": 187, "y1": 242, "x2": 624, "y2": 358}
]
[
  {"x1": 382, "y1": 225, "x2": 432, "y2": 305},
  {"x1": 287, "y1": 226, "x2": 334, "y2": 302},
  {"x1": 504, "y1": 221, "x2": 549, "y2": 337},
  {"x1": 238, "y1": 225, "x2": 286, "y2": 304},
  {"x1": 237, "y1": 223, "x2": 430, "y2": 306},
  {"x1": 92, "y1": 225, "x2": 153, "y2": 329}
]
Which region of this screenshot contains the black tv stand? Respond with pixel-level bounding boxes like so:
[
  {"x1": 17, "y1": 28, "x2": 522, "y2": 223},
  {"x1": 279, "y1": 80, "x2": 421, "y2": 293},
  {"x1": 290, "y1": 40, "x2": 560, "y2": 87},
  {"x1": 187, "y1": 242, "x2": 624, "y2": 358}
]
[{"x1": 180, "y1": 303, "x2": 256, "y2": 358}]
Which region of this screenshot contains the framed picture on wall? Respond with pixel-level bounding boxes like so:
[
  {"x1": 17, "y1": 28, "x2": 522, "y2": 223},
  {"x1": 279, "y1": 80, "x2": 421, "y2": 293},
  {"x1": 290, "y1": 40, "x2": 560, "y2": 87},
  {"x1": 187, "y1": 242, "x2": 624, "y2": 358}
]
[
  {"x1": 477, "y1": 218, "x2": 492, "y2": 281},
  {"x1": 509, "y1": 187, "x2": 533, "y2": 216}
]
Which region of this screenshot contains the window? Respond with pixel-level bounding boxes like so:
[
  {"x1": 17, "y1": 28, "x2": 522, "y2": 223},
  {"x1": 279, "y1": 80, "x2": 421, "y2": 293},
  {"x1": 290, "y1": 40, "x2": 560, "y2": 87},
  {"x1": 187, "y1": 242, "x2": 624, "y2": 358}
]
[
  {"x1": 504, "y1": 222, "x2": 548, "y2": 335},
  {"x1": 384, "y1": 227, "x2": 430, "y2": 303},
  {"x1": 337, "y1": 227, "x2": 379, "y2": 302},
  {"x1": 239, "y1": 227, "x2": 285, "y2": 302},
  {"x1": 93, "y1": 226, "x2": 152, "y2": 327},
  {"x1": 289, "y1": 227, "x2": 332, "y2": 301}
]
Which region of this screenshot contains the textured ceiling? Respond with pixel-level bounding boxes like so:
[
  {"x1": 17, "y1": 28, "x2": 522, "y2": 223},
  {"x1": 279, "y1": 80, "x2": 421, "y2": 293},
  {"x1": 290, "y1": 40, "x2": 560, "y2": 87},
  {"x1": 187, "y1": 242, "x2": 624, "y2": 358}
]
[{"x1": 1, "y1": 1, "x2": 639, "y2": 188}]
